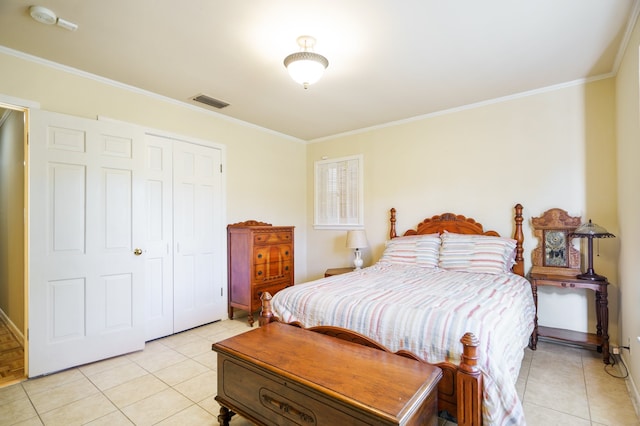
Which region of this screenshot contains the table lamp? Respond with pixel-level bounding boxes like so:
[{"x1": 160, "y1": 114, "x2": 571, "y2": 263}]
[
  {"x1": 346, "y1": 230, "x2": 368, "y2": 269},
  {"x1": 570, "y1": 219, "x2": 615, "y2": 281}
]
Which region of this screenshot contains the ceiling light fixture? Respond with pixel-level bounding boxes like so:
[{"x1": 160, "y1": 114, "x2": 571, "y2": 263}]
[{"x1": 283, "y1": 36, "x2": 329, "y2": 89}]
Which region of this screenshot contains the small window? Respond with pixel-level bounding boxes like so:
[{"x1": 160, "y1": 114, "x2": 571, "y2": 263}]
[{"x1": 314, "y1": 154, "x2": 363, "y2": 229}]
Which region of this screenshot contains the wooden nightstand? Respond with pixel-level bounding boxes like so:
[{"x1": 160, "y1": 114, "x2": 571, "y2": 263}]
[
  {"x1": 324, "y1": 267, "x2": 355, "y2": 277},
  {"x1": 529, "y1": 272, "x2": 610, "y2": 364}
]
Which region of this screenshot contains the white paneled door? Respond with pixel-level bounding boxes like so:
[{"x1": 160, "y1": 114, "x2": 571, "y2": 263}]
[
  {"x1": 143, "y1": 135, "x2": 174, "y2": 340},
  {"x1": 172, "y1": 141, "x2": 225, "y2": 333},
  {"x1": 28, "y1": 109, "x2": 146, "y2": 377},
  {"x1": 143, "y1": 135, "x2": 225, "y2": 340}
]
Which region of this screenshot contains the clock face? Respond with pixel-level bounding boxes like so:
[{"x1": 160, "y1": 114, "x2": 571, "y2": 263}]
[{"x1": 543, "y1": 230, "x2": 568, "y2": 267}]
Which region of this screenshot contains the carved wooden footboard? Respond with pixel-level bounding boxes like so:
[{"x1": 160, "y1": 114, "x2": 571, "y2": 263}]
[{"x1": 259, "y1": 292, "x2": 483, "y2": 426}]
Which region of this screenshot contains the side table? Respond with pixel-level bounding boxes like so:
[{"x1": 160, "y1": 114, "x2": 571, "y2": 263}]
[
  {"x1": 529, "y1": 272, "x2": 609, "y2": 364},
  {"x1": 324, "y1": 267, "x2": 355, "y2": 277}
]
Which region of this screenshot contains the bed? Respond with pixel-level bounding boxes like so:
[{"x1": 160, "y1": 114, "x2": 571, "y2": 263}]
[{"x1": 259, "y1": 204, "x2": 535, "y2": 426}]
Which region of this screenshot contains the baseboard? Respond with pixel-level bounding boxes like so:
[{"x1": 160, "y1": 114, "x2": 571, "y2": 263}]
[
  {"x1": 621, "y1": 353, "x2": 640, "y2": 419},
  {"x1": 0, "y1": 307, "x2": 24, "y2": 346}
]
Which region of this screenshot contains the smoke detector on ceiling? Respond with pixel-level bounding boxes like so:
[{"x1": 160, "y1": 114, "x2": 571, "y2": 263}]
[
  {"x1": 29, "y1": 5, "x2": 78, "y2": 31},
  {"x1": 29, "y1": 6, "x2": 56, "y2": 25}
]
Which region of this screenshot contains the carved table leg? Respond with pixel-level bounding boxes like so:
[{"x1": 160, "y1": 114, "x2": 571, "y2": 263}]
[
  {"x1": 217, "y1": 406, "x2": 235, "y2": 426},
  {"x1": 595, "y1": 290, "x2": 603, "y2": 353},
  {"x1": 529, "y1": 280, "x2": 538, "y2": 350},
  {"x1": 598, "y1": 286, "x2": 610, "y2": 364}
]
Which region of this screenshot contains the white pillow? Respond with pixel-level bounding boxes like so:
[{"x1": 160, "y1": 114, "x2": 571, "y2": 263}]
[
  {"x1": 379, "y1": 234, "x2": 441, "y2": 268},
  {"x1": 438, "y1": 232, "x2": 516, "y2": 274}
]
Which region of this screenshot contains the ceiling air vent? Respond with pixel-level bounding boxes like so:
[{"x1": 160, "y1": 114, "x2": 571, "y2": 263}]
[{"x1": 191, "y1": 94, "x2": 230, "y2": 109}]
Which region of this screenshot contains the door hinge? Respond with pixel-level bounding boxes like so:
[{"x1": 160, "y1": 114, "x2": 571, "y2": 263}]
[
  {"x1": 220, "y1": 287, "x2": 223, "y2": 297},
  {"x1": 219, "y1": 164, "x2": 223, "y2": 173}
]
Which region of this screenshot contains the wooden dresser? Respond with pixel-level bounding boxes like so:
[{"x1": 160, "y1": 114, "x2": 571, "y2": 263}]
[
  {"x1": 227, "y1": 221, "x2": 294, "y2": 326},
  {"x1": 212, "y1": 322, "x2": 442, "y2": 426}
]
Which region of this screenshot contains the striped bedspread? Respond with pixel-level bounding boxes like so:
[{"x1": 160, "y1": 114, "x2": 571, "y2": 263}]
[{"x1": 271, "y1": 262, "x2": 535, "y2": 425}]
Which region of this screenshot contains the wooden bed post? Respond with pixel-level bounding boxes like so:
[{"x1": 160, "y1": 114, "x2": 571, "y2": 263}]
[
  {"x1": 259, "y1": 292, "x2": 275, "y2": 326},
  {"x1": 389, "y1": 207, "x2": 397, "y2": 239},
  {"x1": 457, "y1": 333, "x2": 482, "y2": 426},
  {"x1": 513, "y1": 203, "x2": 525, "y2": 277}
]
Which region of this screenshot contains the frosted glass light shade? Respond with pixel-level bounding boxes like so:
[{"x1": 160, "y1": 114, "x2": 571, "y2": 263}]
[{"x1": 284, "y1": 52, "x2": 329, "y2": 88}]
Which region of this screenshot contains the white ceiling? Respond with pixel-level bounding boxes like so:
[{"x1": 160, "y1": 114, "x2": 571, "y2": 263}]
[{"x1": 0, "y1": 1, "x2": 637, "y2": 141}]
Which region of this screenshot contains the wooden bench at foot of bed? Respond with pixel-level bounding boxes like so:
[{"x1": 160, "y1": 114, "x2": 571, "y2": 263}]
[{"x1": 259, "y1": 292, "x2": 483, "y2": 426}]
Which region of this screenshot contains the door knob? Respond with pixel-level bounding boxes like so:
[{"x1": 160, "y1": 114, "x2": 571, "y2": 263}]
[{"x1": 133, "y1": 248, "x2": 143, "y2": 256}]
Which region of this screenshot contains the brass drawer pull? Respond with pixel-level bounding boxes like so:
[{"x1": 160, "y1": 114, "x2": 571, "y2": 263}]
[{"x1": 261, "y1": 394, "x2": 314, "y2": 424}]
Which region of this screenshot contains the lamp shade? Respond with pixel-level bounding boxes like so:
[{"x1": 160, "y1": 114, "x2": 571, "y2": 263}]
[
  {"x1": 570, "y1": 220, "x2": 615, "y2": 238},
  {"x1": 346, "y1": 230, "x2": 368, "y2": 249}
]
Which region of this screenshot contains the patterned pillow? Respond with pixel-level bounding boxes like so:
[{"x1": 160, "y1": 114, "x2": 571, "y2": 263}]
[
  {"x1": 438, "y1": 232, "x2": 516, "y2": 274},
  {"x1": 379, "y1": 234, "x2": 441, "y2": 268}
]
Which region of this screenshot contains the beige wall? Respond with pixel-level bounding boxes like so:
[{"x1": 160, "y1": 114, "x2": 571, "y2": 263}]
[
  {"x1": 0, "y1": 49, "x2": 308, "y2": 282},
  {"x1": 308, "y1": 78, "x2": 619, "y2": 341},
  {"x1": 616, "y1": 11, "x2": 640, "y2": 406},
  {"x1": 0, "y1": 109, "x2": 25, "y2": 335}
]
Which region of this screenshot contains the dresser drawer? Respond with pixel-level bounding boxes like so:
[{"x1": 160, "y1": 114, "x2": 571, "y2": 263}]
[
  {"x1": 254, "y1": 231, "x2": 292, "y2": 245},
  {"x1": 254, "y1": 260, "x2": 292, "y2": 283},
  {"x1": 219, "y1": 357, "x2": 386, "y2": 425},
  {"x1": 254, "y1": 244, "x2": 292, "y2": 265}
]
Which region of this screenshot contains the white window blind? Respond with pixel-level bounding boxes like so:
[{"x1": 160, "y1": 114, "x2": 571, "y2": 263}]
[{"x1": 314, "y1": 155, "x2": 363, "y2": 229}]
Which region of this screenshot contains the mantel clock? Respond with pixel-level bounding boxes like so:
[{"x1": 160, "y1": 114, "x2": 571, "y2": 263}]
[{"x1": 531, "y1": 208, "x2": 581, "y2": 276}]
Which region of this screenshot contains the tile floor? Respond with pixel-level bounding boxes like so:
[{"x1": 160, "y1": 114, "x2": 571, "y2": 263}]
[{"x1": 0, "y1": 317, "x2": 638, "y2": 425}]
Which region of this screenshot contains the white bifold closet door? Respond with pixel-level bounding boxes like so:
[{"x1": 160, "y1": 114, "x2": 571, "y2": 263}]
[{"x1": 144, "y1": 134, "x2": 225, "y2": 341}]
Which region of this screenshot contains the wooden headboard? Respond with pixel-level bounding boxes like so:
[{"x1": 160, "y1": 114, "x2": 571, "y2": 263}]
[{"x1": 389, "y1": 204, "x2": 525, "y2": 277}]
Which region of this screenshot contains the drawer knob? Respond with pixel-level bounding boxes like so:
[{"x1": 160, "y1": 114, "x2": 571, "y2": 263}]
[
  {"x1": 257, "y1": 271, "x2": 262, "y2": 276},
  {"x1": 285, "y1": 251, "x2": 289, "y2": 255},
  {"x1": 258, "y1": 253, "x2": 263, "y2": 259}
]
